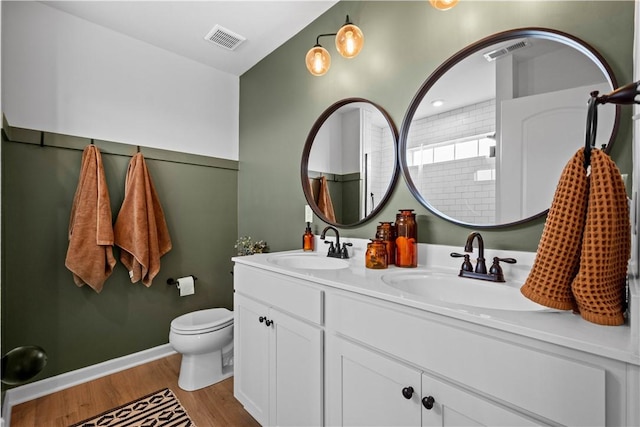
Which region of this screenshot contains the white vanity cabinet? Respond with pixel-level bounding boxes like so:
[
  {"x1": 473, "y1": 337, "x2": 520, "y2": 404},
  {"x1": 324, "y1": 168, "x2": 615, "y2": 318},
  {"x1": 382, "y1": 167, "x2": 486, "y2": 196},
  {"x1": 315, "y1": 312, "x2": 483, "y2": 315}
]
[
  {"x1": 327, "y1": 335, "x2": 540, "y2": 426},
  {"x1": 233, "y1": 264, "x2": 324, "y2": 427},
  {"x1": 233, "y1": 249, "x2": 639, "y2": 427},
  {"x1": 326, "y1": 291, "x2": 621, "y2": 427}
]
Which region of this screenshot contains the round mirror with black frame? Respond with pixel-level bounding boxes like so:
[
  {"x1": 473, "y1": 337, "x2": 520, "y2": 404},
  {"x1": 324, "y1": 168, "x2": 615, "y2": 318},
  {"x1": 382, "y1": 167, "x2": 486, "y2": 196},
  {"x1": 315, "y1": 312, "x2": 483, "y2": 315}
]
[
  {"x1": 399, "y1": 27, "x2": 620, "y2": 229},
  {"x1": 302, "y1": 98, "x2": 400, "y2": 227}
]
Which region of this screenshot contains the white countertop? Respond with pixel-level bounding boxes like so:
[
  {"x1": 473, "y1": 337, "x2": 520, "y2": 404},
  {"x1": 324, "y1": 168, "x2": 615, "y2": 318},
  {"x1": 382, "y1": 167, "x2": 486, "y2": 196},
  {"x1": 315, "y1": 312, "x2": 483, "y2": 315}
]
[{"x1": 233, "y1": 238, "x2": 640, "y2": 365}]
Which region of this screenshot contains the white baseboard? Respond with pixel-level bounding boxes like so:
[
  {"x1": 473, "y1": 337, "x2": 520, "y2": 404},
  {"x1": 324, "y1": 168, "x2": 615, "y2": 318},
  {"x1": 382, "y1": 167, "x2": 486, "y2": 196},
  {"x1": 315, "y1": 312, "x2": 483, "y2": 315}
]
[{"x1": 2, "y1": 344, "x2": 176, "y2": 426}]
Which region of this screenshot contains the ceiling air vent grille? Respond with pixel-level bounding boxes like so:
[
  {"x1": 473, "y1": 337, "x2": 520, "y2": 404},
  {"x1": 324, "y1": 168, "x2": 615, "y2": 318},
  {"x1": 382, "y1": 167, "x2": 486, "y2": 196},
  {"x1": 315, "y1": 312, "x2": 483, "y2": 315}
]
[
  {"x1": 483, "y1": 39, "x2": 530, "y2": 62},
  {"x1": 204, "y1": 25, "x2": 246, "y2": 51}
]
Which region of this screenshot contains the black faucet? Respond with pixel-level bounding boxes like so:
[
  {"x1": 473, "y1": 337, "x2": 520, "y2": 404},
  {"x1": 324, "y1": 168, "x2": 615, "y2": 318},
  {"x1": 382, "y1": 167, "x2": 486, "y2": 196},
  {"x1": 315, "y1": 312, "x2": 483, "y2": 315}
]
[
  {"x1": 464, "y1": 231, "x2": 486, "y2": 274},
  {"x1": 451, "y1": 232, "x2": 516, "y2": 282},
  {"x1": 320, "y1": 226, "x2": 351, "y2": 259}
]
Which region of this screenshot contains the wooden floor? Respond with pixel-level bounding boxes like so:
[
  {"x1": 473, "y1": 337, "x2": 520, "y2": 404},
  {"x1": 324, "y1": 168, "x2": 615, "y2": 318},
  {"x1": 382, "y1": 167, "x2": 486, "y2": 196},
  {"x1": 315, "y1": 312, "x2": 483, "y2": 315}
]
[{"x1": 10, "y1": 353, "x2": 261, "y2": 427}]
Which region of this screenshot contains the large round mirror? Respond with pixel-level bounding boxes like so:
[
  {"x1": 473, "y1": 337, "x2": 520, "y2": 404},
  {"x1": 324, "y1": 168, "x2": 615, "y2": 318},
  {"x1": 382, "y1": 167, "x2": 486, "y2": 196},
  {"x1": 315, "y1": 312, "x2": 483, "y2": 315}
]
[
  {"x1": 302, "y1": 98, "x2": 399, "y2": 227},
  {"x1": 399, "y1": 27, "x2": 620, "y2": 228}
]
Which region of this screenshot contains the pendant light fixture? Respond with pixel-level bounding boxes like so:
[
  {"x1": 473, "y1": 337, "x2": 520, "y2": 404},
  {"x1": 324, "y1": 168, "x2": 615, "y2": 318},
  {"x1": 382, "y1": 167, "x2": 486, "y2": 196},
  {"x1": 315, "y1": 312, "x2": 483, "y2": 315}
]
[
  {"x1": 429, "y1": 0, "x2": 459, "y2": 11},
  {"x1": 305, "y1": 15, "x2": 364, "y2": 76}
]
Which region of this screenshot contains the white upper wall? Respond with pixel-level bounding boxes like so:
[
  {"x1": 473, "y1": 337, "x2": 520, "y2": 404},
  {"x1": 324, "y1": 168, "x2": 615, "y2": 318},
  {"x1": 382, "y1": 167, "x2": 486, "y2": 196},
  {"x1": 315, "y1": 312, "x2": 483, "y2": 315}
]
[{"x1": 1, "y1": 1, "x2": 239, "y2": 160}]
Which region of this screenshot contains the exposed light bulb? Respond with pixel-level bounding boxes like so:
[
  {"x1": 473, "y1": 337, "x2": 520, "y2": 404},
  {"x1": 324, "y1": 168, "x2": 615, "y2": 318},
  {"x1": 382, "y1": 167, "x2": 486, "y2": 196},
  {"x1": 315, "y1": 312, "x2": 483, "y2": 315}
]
[
  {"x1": 336, "y1": 22, "x2": 364, "y2": 59},
  {"x1": 305, "y1": 45, "x2": 331, "y2": 76},
  {"x1": 429, "y1": 0, "x2": 459, "y2": 11}
]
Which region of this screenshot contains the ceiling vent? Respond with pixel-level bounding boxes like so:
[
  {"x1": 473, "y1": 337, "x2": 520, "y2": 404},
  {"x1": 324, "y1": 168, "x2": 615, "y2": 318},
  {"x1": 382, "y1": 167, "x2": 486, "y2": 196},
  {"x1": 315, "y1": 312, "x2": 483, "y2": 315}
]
[
  {"x1": 204, "y1": 25, "x2": 246, "y2": 51},
  {"x1": 483, "y1": 39, "x2": 530, "y2": 62}
]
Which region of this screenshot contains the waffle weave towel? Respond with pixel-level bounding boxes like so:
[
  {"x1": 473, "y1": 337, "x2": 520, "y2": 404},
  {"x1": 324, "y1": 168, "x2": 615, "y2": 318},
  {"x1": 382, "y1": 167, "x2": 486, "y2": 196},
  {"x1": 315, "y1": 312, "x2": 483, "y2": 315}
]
[
  {"x1": 521, "y1": 149, "x2": 588, "y2": 311},
  {"x1": 570, "y1": 149, "x2": 630, "y2": 325},
  {"x1": 521, "y1": 148, "x2": 630, "y2": 325}
]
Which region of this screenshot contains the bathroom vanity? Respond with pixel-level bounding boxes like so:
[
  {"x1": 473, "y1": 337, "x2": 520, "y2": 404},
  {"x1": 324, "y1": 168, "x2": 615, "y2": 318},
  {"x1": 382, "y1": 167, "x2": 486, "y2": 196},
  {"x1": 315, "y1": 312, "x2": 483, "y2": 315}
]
[{"x1": 233, "y1": 240, "x2": 640, "y2": 426}]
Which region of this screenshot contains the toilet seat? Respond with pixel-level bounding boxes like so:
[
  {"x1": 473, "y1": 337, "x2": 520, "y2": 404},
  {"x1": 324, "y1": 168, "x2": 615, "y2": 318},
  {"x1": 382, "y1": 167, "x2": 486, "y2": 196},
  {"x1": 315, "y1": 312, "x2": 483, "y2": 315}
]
[{"x1": 170, "y1": 308, "x2": 233, "y2": 335}]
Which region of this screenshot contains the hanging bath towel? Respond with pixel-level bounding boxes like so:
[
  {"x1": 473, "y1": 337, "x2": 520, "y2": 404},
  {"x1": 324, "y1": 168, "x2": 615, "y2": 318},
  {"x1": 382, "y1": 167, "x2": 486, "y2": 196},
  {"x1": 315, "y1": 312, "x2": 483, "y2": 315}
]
[
  {"x1": 317, "y1": 176, "x2": 336, "y2": 223},
  {"x1": 520, "y1": 148, "x2": 588, "y2": 310},
  {"x1": 570, "y1": 149, "x2": 630, "y2": 325},
  {"x1": 65, "y1": 145, "x2": 116, "y2": 293},
  {"x1": 114, "y1": 153, "x2": 172, "y2": 287}
]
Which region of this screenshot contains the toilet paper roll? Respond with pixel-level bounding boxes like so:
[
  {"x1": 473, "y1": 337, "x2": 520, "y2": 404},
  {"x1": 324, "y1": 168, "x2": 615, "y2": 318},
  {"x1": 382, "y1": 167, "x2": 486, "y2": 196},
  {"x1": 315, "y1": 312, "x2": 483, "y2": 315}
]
[{"x1": 177, "y1": 276, "x2": 195, "y2": 297}]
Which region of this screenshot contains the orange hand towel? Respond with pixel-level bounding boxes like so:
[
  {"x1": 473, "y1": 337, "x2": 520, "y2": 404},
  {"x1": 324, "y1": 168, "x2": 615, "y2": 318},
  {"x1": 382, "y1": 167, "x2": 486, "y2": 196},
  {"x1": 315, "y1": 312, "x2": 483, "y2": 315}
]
[
  {"x1": 317, "y1": 176, "x2": 336, "y2": 223},
  {"x1": 571, "y1": 149, "x2": 630, "y2": 325},
  {"x1": 65, "y1": 145, "x2": 116, "y2": 293},
  {"x1": 114, "y1": 153, "x2": 172, "y2": 287},
  {"x1": 521, "y1": 148, "x2": 588, "y2": 310}
]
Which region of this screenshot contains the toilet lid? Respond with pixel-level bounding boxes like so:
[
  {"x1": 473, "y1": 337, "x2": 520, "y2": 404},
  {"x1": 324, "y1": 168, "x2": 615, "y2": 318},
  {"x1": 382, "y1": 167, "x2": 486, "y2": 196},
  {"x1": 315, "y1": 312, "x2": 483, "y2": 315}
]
[{"x1": 170, "y1": 308, "x2": 233, "y2": 334}]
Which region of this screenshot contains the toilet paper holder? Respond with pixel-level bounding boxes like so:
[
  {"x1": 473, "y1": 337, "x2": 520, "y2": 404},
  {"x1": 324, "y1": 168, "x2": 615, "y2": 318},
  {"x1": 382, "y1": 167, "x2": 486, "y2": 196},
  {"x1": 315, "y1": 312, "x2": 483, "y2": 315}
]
[{"x1": 167, "y1": 275, "x2": 198, "y2": 286}]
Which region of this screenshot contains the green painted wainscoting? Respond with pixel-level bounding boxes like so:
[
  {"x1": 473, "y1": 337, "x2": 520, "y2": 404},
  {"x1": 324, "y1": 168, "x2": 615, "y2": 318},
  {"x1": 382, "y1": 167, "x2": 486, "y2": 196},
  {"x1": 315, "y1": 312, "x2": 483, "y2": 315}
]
[{"x1": 1, "y1": 123, "x2": 238, "y2": 385}]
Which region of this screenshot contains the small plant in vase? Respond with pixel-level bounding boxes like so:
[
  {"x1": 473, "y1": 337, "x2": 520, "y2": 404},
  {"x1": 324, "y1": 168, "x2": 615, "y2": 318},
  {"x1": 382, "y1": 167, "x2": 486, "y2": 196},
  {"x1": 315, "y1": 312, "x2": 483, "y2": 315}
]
[{"x1": 235, "y1": 236, "x2": 269, "y2": 256}]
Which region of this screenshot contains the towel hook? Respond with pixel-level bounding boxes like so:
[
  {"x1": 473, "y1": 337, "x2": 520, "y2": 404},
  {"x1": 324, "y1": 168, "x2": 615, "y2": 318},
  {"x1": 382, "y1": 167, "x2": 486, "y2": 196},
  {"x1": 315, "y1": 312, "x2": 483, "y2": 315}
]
[{"x1": 584, "y1": 80, "x2": 640, "y2": 169}]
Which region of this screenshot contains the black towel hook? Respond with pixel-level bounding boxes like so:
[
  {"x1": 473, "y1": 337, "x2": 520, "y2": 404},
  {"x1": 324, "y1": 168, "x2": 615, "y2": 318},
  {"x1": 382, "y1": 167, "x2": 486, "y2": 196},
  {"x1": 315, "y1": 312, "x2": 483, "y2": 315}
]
[
  {"x1": 584, "y1": 80, "x2": 640, "y2": 169},
  {"x1": 584, "y1": 92, "x2": 599, "y2": 169}
]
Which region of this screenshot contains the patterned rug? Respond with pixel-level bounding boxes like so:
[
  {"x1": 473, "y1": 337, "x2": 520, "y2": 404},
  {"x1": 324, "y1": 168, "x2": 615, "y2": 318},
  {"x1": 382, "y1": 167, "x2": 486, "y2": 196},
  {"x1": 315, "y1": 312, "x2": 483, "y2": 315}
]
[{"x1": 69, "y1": 388, "x2": 196, "y2": 426}]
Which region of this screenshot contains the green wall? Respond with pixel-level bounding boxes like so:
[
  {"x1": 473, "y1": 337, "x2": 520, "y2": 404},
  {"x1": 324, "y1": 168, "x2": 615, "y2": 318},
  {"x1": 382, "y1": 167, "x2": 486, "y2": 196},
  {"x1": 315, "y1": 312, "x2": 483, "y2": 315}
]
[
  {"x1": 1, "y1": 124, "x2": 238, "y2": 384},
  {"x1": 239, "y1": 0, "x2": 634, "y2": 252}
]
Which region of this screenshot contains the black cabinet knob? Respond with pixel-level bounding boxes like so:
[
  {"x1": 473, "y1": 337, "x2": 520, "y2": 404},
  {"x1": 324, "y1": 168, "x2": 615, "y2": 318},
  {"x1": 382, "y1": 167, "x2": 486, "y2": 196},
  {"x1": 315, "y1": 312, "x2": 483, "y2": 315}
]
[
  {"x1": 401, "y1": 386, "x2": 414, "y2": 399},
  {"x1": 422, "y1": 396, "x2": 435, "y2": 410},
  {"x1": 265, "y1": 319, "x2": 273, "y2": 327},
  {"x1": 259, "y1": 316, "x2": 266, "y2": 323}
]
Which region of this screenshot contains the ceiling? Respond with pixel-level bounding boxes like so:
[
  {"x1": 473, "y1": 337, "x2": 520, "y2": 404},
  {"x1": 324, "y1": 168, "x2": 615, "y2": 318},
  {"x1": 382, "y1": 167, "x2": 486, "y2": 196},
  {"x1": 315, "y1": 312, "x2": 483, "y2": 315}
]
[{"x1": 41, "y1": 0, "x2": 339, "y2": 76}]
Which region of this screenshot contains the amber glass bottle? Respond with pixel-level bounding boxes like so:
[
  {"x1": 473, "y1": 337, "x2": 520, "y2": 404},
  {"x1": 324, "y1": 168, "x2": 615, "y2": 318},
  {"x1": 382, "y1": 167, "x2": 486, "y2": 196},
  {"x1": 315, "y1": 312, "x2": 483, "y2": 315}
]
[
  {"x1": 365, "y1": 238, "x2": 388, "y2": 269},
  {"x1": 376, "y1": 221, "x2": 396, "y2": 265},
  {"x1": 395, "y1": 209, "x2": 417, "y2": 267},
  {"x1": 303, "y1": 222, "x2": 314, "y2": 251}
]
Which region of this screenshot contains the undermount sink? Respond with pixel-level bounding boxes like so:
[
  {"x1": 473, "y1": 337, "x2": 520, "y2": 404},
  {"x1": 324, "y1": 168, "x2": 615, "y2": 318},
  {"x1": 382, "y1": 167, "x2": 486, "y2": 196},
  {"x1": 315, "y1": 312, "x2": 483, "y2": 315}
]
[
  {"x1": 267, "y1": 253, "x2": 350, "y2": 270},
  {"x1": 381, "y1": 270, "x2": 550, "y2": 311}
]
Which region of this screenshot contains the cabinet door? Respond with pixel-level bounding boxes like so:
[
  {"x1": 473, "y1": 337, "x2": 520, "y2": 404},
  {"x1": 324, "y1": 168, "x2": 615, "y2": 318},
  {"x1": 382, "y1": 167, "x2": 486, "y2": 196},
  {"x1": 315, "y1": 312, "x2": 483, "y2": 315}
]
[
  {"x1": 421, "y1": 374, "x2": 541, "y2": 427},
  {"x1": 327, "y1": 336, "x2": 421, "y2": 427},
  {"x1": 269, "y1": 308, "x2": 323, "y2": 427},
  {"x1": 234, "y1": 294, "x2": 270, "y2": 426}
]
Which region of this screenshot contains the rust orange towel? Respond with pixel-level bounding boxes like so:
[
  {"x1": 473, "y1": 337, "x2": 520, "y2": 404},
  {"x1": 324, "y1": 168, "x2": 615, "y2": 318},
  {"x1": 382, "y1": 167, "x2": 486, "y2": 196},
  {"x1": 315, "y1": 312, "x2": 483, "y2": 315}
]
[
  {"x1": 521, "y1": 148, "x2": 588, "y2": 310},
  {"x1": 317, "y1": 176, "x2": 336, "y2": 223},
  {"x1": 114, "y1": 153, "x2": 172, "y2": 287},
  {"x1": 521, "y1": 148, "x2": 630, "y2": 325},
  {"x1": 65, "y1": 145, "x2": 116, "y2": 293},
  {"x1": 571, "y1": 149, "x2": 630, "y2": 326}
]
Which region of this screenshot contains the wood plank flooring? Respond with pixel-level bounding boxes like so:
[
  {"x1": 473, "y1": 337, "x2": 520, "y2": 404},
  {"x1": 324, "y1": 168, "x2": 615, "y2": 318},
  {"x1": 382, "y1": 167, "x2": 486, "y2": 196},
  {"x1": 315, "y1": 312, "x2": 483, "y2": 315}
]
[{"x1": 9, "y1": 353, "x2": 261, "y2": 427}]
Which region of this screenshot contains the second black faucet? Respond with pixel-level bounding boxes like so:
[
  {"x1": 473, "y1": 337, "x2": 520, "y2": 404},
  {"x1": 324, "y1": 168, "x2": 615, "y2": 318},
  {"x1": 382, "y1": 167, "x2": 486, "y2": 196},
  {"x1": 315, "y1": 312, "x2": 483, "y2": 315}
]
[{"x1": 320, "y1": 226, "x2": 352, "y2": 259}]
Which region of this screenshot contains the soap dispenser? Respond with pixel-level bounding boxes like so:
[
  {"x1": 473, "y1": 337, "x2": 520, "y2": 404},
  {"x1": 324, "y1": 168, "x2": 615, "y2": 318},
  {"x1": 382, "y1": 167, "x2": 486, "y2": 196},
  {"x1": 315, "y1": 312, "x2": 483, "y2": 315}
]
[{"x1": 303, "y1": 222, "x2": 314, "y2": 251}]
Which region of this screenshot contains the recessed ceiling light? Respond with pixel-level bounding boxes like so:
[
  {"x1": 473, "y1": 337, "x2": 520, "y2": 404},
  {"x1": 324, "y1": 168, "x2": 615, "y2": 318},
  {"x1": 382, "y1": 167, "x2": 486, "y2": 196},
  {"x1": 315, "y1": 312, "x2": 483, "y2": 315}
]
[{"x1": 431, "y1": 99, "x2": 444, "y2": 107}]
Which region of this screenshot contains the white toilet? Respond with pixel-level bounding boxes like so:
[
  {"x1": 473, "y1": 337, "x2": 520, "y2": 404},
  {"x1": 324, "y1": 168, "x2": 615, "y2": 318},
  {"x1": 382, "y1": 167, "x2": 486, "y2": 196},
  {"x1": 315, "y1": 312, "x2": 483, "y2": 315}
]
[{"x1": 169, "y1": 308, "x2": 234, "y2": 391}]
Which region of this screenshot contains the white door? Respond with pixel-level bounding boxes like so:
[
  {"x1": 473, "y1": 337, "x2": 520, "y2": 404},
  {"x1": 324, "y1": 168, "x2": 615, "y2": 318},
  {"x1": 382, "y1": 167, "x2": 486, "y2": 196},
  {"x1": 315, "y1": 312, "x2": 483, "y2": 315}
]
[
  {"x1": 327, "y1": 336, "x2": 421, "y2": 427},
  {"x1": 499, "y1": 82, "x2": 614, "y2": 222},
  {"x1": 269, "y1": 308, "x2": 323, "y2": 427},
  {"x1": 234, "y1": 294, "x2": 270, "y2": 426},
  {"x1": 421, "y1": 373, "x2": 541, "y2": 427}
]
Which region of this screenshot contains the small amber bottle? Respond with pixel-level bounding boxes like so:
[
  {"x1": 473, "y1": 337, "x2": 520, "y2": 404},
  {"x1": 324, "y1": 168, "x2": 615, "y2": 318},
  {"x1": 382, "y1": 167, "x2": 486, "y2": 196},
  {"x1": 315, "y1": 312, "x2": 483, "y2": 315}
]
[
  {"x1": 303, "y1": 222, "x2": 314, "y2": 251},
  {"x1": 395, "y1": 209, "x2": 417, "y2": 267},
  {"x1": 366, "y1": 238, "x2": 388, "y2": 269},
  {"x1": 376, "y1": 221, "x2": 396, "y2": 265}
]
